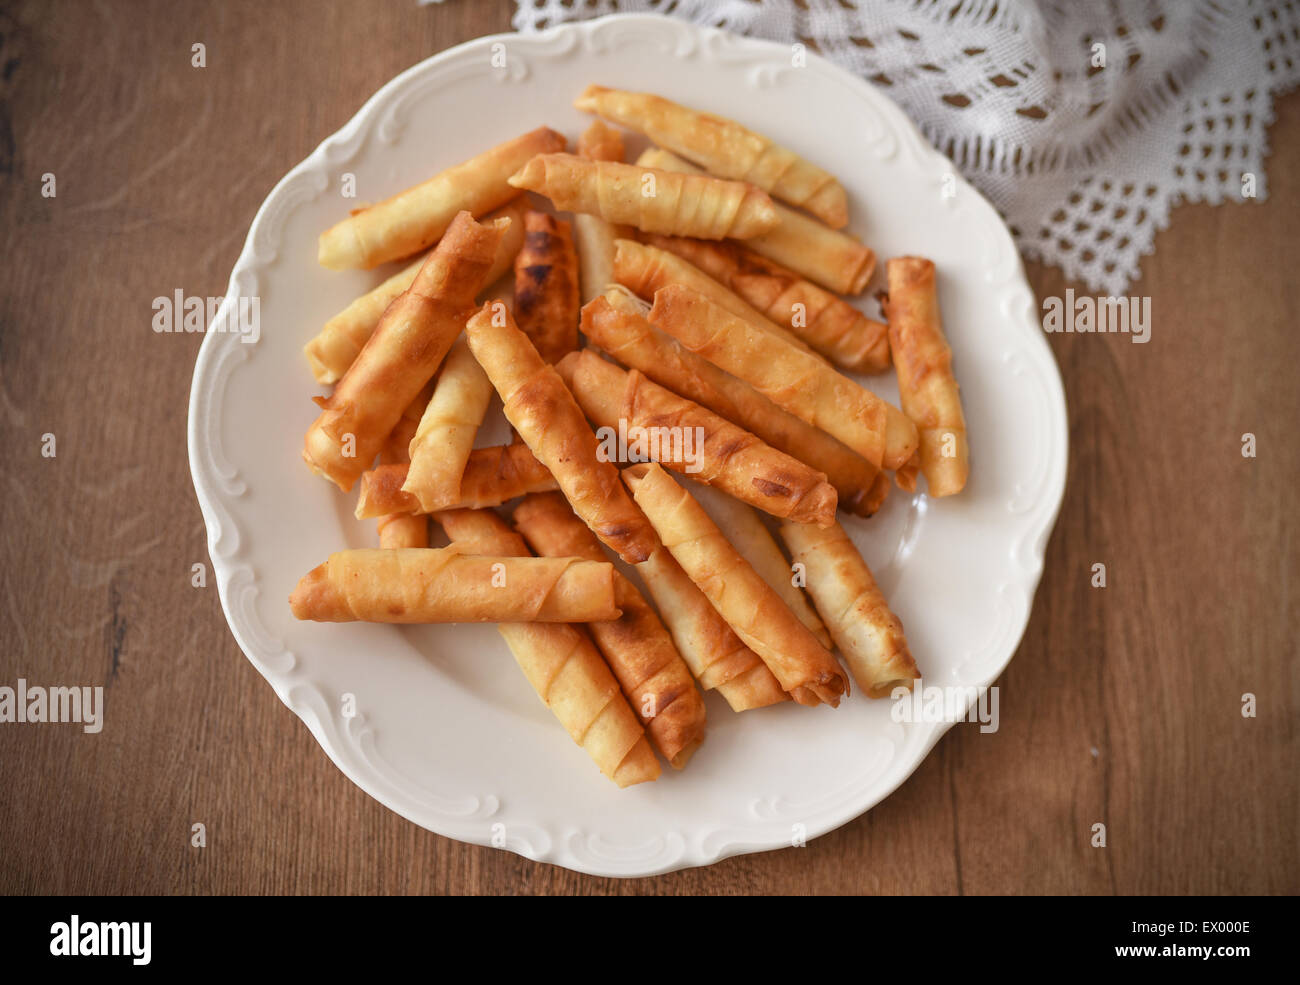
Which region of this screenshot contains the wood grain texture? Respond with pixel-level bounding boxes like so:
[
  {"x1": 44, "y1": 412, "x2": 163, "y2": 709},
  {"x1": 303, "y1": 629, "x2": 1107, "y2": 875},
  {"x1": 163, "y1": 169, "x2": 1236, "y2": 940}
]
[{"x1": 0, "y1": 0, "x2": 1296, "y2": 895}]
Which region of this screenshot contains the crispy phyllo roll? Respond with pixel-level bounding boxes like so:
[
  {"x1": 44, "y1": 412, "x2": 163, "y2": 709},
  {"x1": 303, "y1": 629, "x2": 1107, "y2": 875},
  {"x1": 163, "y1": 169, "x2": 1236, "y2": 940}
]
[
  {"x1": 380, "y1": 381, "x2": 433, "y2": 465},
  {"x1": 574, "y1": 121, "x2": 628, "y2": 303},
  {"x1": 633, "y1": 544, "x2": 789, "y2": 711},
  {"x1": 647, "y1": 285, "x2": 918, "y2": 470},
  {"x1": 779, "y1": 519, "x2": 919, "y2": 697},
  {"x1": 687, "y1": 480, "x2": 832, "y2": 649},
  {"x1": 514, "y1": 492, "x2": 707, "y2": 769},
  {"x1": 513, "y1": 211, "x2": 581, "y2": 363},
  {"x1": 643, "y1": 234, "x2": 890, "y2": 373},
  {"x1": 556, "y1": 348, "x2": 836, "y2": 526},
  {"x1": 583, "y1": 291, "x2": 888, "y2": 516},
  {"x1": 288, "y1": 546, "x2": 619, "y2": 624},
  {"x1": 308, "y1": 256, "x2": 427, "y2": 385},
  {"x1": 576, "y1": 116, "x2": 624, "y2": 163},
  {"x1": 304, "y1": 198, "x2": 526, "y2": 385},
  {"x1": 508, "y1": 153, "x2": 778, "y2": 240},
  {"x1": 622, "y1": 463, "x2": 848, "y2": 708},
  {"x1": 318, "y1": 127, "x2": 563, "y2": 270},
  {"x1": 356, "y1": 443, "x2": 556, "y2": 519},
  {"x1": 612, "y1": 238, "x2": 810, "y2": 352},
  {"x1": 576, "y1": 86, "x2": 848, "y2": 228},
  {"x1": 463, "y1": 300, "x2": 658, "y2": 563},
  {"x1": 400, "y1": 338, "x2": 493, "y2": 513},
  {"x1": 436, "y1": 509, "x2": 659, "y2": 787},
  {"x1": 303, "y1": 211, "x2": 508, "y2": 492},
  {"x1": 375, "y1": 386, "x2": 432, "y2": 549},
  {"x1": 374, "y1": 512, "x2": 427, "y2": 550},
  {"x1": 636, "y1": 148, "x2": 873, "y2": 294},
  {"x1": 880, "y1": 257, "x2": 969, "y2": 496},
  {"x1": 894, "y1": 449, "x2": 920, "y2": 493}
]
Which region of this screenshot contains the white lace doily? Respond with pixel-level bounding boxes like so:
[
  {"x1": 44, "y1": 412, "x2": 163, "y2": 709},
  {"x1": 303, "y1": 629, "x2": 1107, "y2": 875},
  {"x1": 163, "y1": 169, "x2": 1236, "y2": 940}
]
[{"x1": 513, "y1": 0, "x2": 1299, "y2": 294}]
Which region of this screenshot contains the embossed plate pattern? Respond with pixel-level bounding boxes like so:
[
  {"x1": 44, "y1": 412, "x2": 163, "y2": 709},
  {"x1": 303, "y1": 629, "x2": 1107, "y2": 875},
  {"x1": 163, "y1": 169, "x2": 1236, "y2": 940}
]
[{"x1": 188, "y1": 13, "x2": 1067, "y2": 878}]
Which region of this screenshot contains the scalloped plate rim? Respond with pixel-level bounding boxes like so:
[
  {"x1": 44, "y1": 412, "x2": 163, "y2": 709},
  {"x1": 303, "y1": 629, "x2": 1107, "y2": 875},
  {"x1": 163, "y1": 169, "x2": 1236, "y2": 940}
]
[{"x1": 188, "y1": 12, "x2": 1068, "y2": 879}]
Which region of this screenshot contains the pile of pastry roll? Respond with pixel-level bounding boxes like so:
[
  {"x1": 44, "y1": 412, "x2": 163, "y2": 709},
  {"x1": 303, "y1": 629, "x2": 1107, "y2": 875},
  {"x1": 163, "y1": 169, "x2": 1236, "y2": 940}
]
[{"x1": 291, "y1": 86, "x2": 969, "y2": 787}]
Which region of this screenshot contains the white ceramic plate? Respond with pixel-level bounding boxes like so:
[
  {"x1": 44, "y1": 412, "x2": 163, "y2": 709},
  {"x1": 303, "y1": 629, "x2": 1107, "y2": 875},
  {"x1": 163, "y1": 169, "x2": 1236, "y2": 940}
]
[{"x1": 188, "y1": 13, "x2": 1067, "y2": 878}]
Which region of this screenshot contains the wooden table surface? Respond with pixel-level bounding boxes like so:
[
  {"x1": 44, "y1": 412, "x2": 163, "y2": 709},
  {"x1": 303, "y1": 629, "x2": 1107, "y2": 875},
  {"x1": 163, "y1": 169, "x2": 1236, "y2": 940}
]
[{"x1": 1, "y1": 0, "x2": 1296, "y2": 895}]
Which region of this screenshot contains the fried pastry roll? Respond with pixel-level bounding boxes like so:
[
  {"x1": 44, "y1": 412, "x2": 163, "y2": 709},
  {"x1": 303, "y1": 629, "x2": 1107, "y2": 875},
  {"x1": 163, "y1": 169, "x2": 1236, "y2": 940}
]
[
  {"x1": 636, "y1": 148, "x2": 873, "y2": 294},
  {"x1": 574, "y1": 121, "x2": 628, "y2": 303},
  {"x1": 583, "y1": 291, "x2": 887, "y2": 516},
  {"x1": 401, "y1": 338, "x2": 494, "y2": 513},
  {"x1": 463, "y1": 300, "x2": 658, "y2": 563},
  {"x1": 643, "y1": 234, "x2": 890, "y2": 373},
  {"x1": 380, "y1": 382, "x2": 433, "y2": 464},
  {"x1": 318, "y1": 127, "x2": 563, "y2": 270},
  {"x1": 779, "y1": 519, "x2": 920, "y2": 697},
  {"x1": 375, "y1": 513, "x2": 428, "y2": 550},
  {"x1": 894, "y1": 449, "x2": 921, "y2": 494},
  {"x1": 303, "y1": 212, "x2": 508, "y2": 491},
  {"x1": 622, "y1": 463, "x2": 848, "y2": 708},
  {"x1": 436, "y1": 509, "x2": 659, "y2": 787},
  {"x1": 508, "y1": 153, "x2": 778, "y2": 240},
  {"x1": 880, "y1": 257, "x2": 969, "y2": 497},
  {"x1": 514, "y1": 492, "x2": 707, "y2": 769},
  {"x1": 647, "y1": 285, "x2": 918, "y2": 470},
  {"x1": 555, "y1": 348, "x2": 836, "y2": 526},
  {"x1": 611, "y1": 238, "x2": 810, "y2": 352},
  {"x1": 633, "y1": 544, "x2": 789, "y2": 712},
  {"x1": 355, "y1": 443, "x2": 557, "y2": 519},
  {"x1": 513, "y1": 211, "x2": 581, "y2": 363},
  {"x1": 577, "y1": 86, "x2": 848, "y2": 228},
  {"x1": 288, "y1": 546, "x2": 619, "y2": 624},
  {"x1": 686, "y1": 480, "x2": 832, "y2": 649},
  {"x1": 376, "y1": 386, "x2": 432, "y2": 549},
  {"x1": 304, "y1": 198, "x2": 527, "y2": 385}
]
